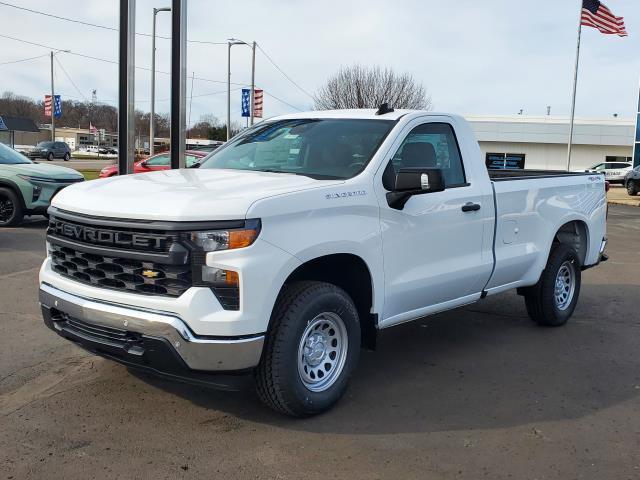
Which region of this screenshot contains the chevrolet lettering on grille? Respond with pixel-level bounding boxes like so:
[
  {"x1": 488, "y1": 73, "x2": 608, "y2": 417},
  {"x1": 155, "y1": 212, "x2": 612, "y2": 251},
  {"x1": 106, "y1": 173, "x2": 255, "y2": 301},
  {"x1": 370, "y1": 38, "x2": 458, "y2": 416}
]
[{"x1": 49, "y1": 219, "x2": 169, "y2": 250}]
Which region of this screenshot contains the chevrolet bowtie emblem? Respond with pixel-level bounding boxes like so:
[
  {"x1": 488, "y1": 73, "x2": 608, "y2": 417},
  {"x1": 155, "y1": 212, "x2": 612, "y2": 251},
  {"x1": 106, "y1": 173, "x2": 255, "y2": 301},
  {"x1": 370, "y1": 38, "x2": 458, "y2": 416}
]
[{"x1": 142, "y1": 270, "x2": 160, "y2": 279}]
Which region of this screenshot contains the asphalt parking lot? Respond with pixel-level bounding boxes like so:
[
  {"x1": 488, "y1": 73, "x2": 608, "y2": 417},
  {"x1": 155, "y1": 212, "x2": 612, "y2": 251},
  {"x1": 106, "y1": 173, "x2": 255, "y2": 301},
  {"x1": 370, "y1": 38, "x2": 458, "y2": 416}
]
[{"x1": 1, "y1": 205, "x2": 639, "y2": 480}]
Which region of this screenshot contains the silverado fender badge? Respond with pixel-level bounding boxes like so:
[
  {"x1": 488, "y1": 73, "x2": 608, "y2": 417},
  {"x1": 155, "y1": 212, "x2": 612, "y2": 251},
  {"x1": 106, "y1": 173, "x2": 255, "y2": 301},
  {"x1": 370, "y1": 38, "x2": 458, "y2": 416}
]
[{"x1": 325, "y1": 190, "x2": 367, "y2": 200}]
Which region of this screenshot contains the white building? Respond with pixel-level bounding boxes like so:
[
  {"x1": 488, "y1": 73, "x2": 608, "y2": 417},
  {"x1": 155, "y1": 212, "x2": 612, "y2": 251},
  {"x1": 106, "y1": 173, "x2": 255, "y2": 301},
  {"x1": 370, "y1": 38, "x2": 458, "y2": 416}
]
[{"x1": 465, "y1": 115, "x2": 634, "y2": 171}]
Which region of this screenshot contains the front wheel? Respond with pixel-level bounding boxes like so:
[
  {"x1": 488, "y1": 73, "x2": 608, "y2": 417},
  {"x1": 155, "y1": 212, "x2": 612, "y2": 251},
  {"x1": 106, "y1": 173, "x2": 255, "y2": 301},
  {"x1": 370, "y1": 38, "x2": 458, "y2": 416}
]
[
  {"x1": 0, "y1": 187, "x2": 24, "y2": 227},
  {"x1": 627, "y1": 180, "x2": 639, "y2": 196},
  {"x1": 255, "y1": 281, "x2": 361, "y2": 417},
  {"x1": 523, "y1": 244, "x2": 581, "y2": 327},
  {"x1": 47, "y1": 152, "x2": 54, "y2": 161}
]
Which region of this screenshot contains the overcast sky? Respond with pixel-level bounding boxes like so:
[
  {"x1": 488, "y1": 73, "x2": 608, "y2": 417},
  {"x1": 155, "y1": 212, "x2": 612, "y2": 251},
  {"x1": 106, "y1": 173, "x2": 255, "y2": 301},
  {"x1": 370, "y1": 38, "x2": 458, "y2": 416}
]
[{"x1": 1, "y1": 0, "x2": 638, "y2": 127}]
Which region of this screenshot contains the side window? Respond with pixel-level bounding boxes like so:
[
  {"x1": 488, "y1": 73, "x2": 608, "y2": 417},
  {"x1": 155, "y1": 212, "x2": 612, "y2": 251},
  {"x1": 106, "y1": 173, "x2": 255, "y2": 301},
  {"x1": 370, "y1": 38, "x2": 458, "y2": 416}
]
[
  {"x1": 185, "y1": 155, "x2": 200, "y2": 167},
  {"x1": 146, "y1": 154, "x2": 170, "y2": 166},
  {"x1": 390, "y1": 123, "x2": 466, "y2": 187}
]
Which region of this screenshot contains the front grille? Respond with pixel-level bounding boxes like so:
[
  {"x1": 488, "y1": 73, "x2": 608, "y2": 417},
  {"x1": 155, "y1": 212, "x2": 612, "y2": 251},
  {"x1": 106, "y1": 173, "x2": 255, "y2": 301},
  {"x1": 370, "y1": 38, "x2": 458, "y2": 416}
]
[
  {"x1": 50, "y1": 243, "x2": 192, "y2": 297},
  {"x1": 52, "y1": 312, "x2": 138, "y2": 347}
]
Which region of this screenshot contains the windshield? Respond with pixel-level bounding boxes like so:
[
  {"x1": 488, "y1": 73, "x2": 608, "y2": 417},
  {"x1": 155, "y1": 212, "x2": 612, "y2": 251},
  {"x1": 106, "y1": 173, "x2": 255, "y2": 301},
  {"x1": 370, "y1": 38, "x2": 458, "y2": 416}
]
[
  {"x1": 0, "y1": 143, "x2": 32, "y2": 165},
  {"x1": 198, "y1": 118, "x2": 394, "y2": 179},
  {"x1": 37, "y1": 141, "x2": 54, "y2": 148}
]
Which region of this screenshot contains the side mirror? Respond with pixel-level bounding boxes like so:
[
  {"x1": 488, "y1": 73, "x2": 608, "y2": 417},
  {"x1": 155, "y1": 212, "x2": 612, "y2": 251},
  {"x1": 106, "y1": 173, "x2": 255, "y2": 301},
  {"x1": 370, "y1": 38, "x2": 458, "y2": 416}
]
[
  {"x1": 385, "y1": 167, "x2": 445, "y2": 210},
  {"x1": 140, "y1": 160, "x2": 148, "y2": 168}
]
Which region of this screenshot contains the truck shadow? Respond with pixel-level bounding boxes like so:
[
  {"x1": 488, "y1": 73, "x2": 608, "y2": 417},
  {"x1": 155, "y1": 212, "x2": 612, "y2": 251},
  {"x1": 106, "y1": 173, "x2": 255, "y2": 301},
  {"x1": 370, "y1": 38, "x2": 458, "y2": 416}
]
[{"x1": 132, "y1": 285, "x2": 640, "y2": 435}]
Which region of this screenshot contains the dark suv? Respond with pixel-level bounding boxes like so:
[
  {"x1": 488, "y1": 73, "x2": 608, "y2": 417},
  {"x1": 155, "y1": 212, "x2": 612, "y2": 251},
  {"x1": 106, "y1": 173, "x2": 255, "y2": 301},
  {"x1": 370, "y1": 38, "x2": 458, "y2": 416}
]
[
  {"x1": 29, "y1": 141, "x2": 72, "y2": 161},
  {"x1": 624, "y1": 165, "x2": 640, "y2": 196}
]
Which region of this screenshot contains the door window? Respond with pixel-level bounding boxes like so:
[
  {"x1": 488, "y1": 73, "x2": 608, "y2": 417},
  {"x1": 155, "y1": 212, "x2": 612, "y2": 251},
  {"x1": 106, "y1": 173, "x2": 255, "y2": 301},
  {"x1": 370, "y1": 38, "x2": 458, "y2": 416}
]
[
  {"x1": 145, "y1": 154, "x2": 170, "y2": 166},
  {"x1": 391, "y1": 123, "x2": 466, "y2": 187}
]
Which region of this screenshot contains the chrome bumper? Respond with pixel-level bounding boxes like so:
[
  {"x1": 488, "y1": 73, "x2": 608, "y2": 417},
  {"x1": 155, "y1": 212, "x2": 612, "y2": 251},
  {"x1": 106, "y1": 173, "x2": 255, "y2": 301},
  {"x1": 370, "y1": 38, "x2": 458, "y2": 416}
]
[{"x1": 39, "y1": 283, "x2": 264, "y2": 372}]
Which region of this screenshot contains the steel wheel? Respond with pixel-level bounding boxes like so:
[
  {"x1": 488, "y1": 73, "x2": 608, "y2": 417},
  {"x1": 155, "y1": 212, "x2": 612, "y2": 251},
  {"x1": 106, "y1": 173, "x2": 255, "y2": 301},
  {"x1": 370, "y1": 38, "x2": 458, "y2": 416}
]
[
  {"x1": 0, "y1": 194, "x2": 15, "y2": 224},
  {"x1": 554, "y1": 261, "x2": 576, "y2": 311},
  {"x1": 297, "y1": 312, "x2": 348, "y2": 393}
]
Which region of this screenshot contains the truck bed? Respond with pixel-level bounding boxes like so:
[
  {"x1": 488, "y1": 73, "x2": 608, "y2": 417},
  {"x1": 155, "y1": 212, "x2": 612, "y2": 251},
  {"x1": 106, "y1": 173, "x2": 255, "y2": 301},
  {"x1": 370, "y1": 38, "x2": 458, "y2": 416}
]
[{"x1": 488, "y1": 169, "x2": 593, "y2": 181}]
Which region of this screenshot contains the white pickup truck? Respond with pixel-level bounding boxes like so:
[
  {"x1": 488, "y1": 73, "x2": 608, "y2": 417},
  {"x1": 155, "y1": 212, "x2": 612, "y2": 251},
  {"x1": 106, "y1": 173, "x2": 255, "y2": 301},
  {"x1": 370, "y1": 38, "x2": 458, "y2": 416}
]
[{"x1": 39, "y1": 108, "x2": 608, "y2": 416}]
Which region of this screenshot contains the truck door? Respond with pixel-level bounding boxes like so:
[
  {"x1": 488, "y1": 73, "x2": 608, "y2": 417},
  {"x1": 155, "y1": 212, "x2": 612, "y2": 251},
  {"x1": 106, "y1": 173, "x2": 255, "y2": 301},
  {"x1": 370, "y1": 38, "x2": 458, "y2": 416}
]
[{"x1": 375, "y1": 119, "x2": 494, "y2": 327}]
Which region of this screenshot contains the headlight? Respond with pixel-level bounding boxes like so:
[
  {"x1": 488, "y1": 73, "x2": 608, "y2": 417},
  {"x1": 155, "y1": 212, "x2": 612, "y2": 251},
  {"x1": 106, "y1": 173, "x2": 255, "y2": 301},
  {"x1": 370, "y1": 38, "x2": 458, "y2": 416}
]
[
  {"x1": 17, "y1": 174, "x2": 57, "y2": 184},
  {"x1": 189, "y1": 220, "x2": 261, "y2": 252}
]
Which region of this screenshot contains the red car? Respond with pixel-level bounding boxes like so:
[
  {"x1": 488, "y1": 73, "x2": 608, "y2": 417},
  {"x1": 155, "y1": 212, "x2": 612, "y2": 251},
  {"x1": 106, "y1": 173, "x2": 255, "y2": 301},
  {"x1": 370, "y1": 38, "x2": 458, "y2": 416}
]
[{"x1": 98, "y1": 150, "x2": 207, "y2": 178}]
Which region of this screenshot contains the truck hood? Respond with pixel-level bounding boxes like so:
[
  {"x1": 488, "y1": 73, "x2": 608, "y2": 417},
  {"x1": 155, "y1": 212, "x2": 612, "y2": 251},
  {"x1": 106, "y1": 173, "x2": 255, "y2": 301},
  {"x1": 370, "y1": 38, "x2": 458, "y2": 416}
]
[
  {"x1": 10, "y1": 162, "x2": 83, "y2": 179},
  {"x1": 52, "y1": 168, "x2": 343, "y2": 221}
]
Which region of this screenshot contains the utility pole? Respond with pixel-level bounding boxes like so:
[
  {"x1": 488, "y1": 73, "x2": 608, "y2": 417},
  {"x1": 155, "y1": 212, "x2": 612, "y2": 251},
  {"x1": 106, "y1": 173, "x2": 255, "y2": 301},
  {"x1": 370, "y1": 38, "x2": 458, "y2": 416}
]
[
  {"x1": 250, "y1": 41, "x2": 256, "y2": 126},
  {"x1": 227, "y1": 41, "x2": 231, "y2": 141},
  {"x1": 150, "y1": 6, "x2": 171, "y2": 156},
  {"x1": 50, "y1": 51, "x2": 55, "y2": 141},
  {"x1": 188, "y1": 70, "x2": 195, "y2": 132}
]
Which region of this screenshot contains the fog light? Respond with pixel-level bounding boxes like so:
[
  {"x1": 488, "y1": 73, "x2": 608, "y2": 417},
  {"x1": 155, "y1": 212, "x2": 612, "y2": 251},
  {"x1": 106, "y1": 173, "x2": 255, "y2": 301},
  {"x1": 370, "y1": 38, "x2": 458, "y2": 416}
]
[{"x1": 200, "y1": 266, "x2": 240, "y2": 310}]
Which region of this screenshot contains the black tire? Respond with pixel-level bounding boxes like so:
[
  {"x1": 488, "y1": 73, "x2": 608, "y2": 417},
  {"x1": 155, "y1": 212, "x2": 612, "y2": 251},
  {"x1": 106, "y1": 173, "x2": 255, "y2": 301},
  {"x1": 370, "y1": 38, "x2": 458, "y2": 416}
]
[
  {"x1": 523, "y1": 243, "x2": 581, "y2": 327},
  {"x1": 255, "y1": 281, "x2": 361, "y2": 417},
  {"x1": 627, "y1": 180, "x2": 639, "y2": 196},
  {"x1": 63, "y1": 153, "x2": 70, "y2": 161},
  {"x1": 47, "y1": 152, "x2": 54, "y2": 161},
  {"x1": 0, "y1": 187, "x2": 24, "y2": 227}
]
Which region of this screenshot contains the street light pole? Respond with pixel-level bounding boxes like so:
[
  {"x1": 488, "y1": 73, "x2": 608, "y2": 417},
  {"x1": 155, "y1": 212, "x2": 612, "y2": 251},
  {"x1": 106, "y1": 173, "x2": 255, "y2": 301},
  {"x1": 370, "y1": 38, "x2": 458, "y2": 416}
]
[
  {"x1": 227, "y1": 41, "x2": 231, "y2": 141},
  {"x1": 250, "y1": 41, "x2": 256, "y2": 126},
  {"x1": 227, "y1": 38, "x2": 256, "y2": 139},
  {"x1": 50, "y1": 51, "x2": 55, "y2": 141},
  {"x1": 150, "y1": 6, "x2": 170, "y2": 156}
]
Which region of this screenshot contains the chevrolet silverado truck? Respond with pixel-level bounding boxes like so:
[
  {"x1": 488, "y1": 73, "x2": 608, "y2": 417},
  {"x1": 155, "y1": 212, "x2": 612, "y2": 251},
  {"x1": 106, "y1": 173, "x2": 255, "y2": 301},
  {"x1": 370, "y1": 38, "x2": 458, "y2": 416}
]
[{"x1": 39, "y1": 108, "x2": 608, "y2": 417}]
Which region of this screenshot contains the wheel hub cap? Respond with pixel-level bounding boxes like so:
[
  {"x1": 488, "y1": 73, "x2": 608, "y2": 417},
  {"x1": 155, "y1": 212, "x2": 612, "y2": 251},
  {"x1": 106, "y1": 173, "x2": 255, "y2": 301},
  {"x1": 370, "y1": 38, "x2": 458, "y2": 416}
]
[
  {"x1": 297, "y1": 312, "x2": 348, "y2": 392},
  {"x1": 554, "y1": 261, "x2": 575, "y2": 311}
]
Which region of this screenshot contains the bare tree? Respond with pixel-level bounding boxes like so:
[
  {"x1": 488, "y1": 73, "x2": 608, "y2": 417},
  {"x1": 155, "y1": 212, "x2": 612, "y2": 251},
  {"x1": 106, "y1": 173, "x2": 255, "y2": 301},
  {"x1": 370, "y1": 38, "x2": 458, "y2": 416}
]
[{"x1": 313, "y1": 65, "x2": 432, "y2": 111}]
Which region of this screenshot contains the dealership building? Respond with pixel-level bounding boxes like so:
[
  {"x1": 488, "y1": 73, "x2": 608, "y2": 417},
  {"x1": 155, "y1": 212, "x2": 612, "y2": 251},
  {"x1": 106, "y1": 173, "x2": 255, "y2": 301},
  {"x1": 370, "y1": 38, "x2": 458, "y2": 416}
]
[{"x1": 466, "y1": 115, "x2": 635, "y2": 171}]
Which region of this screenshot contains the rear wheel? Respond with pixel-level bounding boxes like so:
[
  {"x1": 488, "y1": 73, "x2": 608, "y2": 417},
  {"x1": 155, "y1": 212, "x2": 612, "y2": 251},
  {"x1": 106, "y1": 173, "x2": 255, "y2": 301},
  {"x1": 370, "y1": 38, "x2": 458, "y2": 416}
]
[
  {"x1": 255, "y1": 281, "x2": 361, "y2": 417},
  {"x1": 63, "y1": 153, "x2": 70, "y2": 161},
  {"x1": 0, "y1": 187, "x2": 24, "y2": 227},
  {"x1": 627, "y1": 180, "x2": 639, "y2": 196},
  {"x1": 523, "y1": 244, "x2": 581, "y2": 327}
]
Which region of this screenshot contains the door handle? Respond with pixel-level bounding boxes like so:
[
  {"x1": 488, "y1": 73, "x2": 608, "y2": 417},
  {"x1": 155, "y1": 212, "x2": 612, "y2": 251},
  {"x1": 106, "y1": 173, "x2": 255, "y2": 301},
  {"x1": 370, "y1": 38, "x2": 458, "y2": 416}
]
[{"x1": 461, "y1": 202, "x2": 481, "y2": 212}]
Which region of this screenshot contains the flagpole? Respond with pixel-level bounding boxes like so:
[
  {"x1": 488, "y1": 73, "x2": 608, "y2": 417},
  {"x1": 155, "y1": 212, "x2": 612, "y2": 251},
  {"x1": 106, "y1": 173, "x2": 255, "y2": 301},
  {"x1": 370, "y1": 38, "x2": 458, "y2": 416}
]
[{"x1": 567, "y1": 3, "x2": 583, "y2": 171}]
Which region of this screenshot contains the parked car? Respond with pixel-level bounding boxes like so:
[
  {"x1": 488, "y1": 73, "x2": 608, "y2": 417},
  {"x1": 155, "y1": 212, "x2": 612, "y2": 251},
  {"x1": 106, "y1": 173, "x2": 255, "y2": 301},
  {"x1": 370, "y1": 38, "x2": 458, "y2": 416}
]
[
  {"x1": 624, "y1": 165, "x2": 640, "y2": 196},
  {"x1": 28, "y1": 141, "x2": 72, "y2": 161},
  {"x1": 98, "y1": 150, "x2": 207, "y2": 178},
  {"x1": 98, "y1": 147, "x2": 118, "y2": 155},
  {"x1": 580, "y1": 161, "x2": 633, "y2": 184},
  {"x1": 39, "y1": 109, "x2": 608, "y2": 416},
  {"x1": 0, "y1": 142, "x2": 84, "y2": 227}
]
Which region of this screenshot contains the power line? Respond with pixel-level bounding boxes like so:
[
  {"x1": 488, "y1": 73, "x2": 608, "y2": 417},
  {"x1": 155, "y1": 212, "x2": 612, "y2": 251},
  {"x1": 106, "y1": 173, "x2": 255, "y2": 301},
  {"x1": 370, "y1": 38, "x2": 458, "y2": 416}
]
[
  {"x1": 55, "y1": 56, "x2": 89, "y2": 101},
  {"x1": 0, "y1": 33, "x2": 246, "y2": 85},
  {"x1": 263, "y1": 91, "x2": 304, "y2": 112},
  {"x1": 0, "y1": 35, "x2": 306, "y2": 113},
  {"x1": 256, "y1": 44, "x2": 314, "y2": 101},
  {"x1": 0, "y1": 1, "x2": 226, "y2": 45},
  {"x1": 0, "y1": 53, "x2": 49, "y2": 66}
]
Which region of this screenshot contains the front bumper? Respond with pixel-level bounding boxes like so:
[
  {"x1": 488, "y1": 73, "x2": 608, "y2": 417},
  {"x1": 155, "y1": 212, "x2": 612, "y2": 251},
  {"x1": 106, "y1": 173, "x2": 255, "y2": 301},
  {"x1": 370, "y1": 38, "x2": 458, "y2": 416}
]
[{"x1": 39, "y1": 283, "x2": 265, "y2": 376}]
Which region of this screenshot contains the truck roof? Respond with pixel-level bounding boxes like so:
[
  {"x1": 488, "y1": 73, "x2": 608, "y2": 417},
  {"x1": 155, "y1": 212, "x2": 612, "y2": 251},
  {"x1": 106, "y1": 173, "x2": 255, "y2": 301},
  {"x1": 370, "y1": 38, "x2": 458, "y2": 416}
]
[{"x1": 271, "y1": 109, "x2": 446, "y2": 122}]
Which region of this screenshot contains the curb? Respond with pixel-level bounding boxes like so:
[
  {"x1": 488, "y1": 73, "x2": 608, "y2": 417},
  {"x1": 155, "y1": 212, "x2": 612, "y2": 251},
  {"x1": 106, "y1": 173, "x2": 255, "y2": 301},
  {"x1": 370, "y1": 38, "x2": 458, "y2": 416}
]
[{"x1": 608, "y1": 199, "x2": 640, "y2": 207}]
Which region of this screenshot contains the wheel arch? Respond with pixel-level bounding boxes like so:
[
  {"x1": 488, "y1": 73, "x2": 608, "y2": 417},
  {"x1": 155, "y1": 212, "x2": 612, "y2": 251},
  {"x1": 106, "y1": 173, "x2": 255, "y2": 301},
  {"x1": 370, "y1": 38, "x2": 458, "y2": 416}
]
[
  {"x1": 273, "y1": 253, "x2": 378, "y2": 350},
  {"x1": 0, "y1": 178, "x2": 27, "y2": 211},
  {"x1": 553, "y1": 219, "x2": 590, "y2": 266}
]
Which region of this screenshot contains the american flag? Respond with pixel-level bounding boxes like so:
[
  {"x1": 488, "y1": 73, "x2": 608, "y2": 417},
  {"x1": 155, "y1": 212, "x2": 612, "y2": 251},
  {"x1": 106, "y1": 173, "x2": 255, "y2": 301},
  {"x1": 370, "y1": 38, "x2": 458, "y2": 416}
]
[
  {"x1": 253, "y1": 89, "x2": 264, "y2": 118},
  {"x1": 581, "y1": 0, "x2": 627, "y2": 37},
  {"x1": 89, "y1": 123, "x2": 98, "y2": 134}
]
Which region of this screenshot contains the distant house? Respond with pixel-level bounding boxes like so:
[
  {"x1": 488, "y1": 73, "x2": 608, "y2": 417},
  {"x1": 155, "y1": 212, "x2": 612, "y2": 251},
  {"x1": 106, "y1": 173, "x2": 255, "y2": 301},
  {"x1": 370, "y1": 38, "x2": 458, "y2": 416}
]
[{"x1": 0, "y1": 115, "x2": 41, "y2": 148}]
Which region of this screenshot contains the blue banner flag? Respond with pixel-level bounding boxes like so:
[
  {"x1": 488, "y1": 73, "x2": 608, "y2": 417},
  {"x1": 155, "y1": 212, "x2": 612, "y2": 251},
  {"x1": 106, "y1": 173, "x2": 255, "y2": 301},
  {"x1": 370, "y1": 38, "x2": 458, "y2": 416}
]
[
  {"x1": 53, "y1": 95, "x2": 62, "y2": 118},
  {"x1": 241, "y1": 89, "x2": 250, "y2": 117}
]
